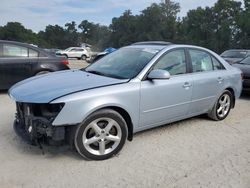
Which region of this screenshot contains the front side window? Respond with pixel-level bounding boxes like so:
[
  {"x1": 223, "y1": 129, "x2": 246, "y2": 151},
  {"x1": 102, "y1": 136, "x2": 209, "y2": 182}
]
[
  {"x1": 153, "y1": 49, "x2": 187, "y2": 75},
  {"x1": 3, "y1": 44, "x2": 28, "y2": 57},
  {"x1": 190, "y1": 50, "x2": 213, "y2": 72}
]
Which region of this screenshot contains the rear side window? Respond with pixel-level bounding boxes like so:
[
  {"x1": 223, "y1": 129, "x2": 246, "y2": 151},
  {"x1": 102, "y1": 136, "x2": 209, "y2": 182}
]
[
  {"x1": 189, "y1": 50, "x2": 213, "y2": 72},
  {"x1": 153, "y1": 49, "x2": 187, "y2": 75},
  {"x1": 3, "y1": 44, "x2": 28, "y2": 57},
  {"x1": 212, "y1": 56, "x2": 225, "y2": 70},
  {"x1": 29, "y1": 49, "x2": 39, "y2": 57}
]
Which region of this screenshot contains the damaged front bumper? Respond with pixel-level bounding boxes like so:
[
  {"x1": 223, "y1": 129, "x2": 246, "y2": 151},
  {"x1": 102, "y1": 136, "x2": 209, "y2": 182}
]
[{"x1": 14, "y1": 102, "x2": 66, "y2": 145}]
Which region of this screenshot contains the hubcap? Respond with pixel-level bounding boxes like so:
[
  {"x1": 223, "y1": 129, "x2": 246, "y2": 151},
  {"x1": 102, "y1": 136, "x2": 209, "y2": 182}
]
[
  {"x1": 82, "y1": 118, "x2": 122, "y2": 156},
  {"x1": 217, "y1": 94, "x2": 230, "y2": 118}
]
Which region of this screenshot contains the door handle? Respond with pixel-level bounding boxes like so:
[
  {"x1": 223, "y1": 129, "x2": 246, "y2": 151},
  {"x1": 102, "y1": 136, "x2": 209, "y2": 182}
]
[
  {"x1": 183, "y1": 82, "x2": 192, "y2": 89},
  {"x1": 217, "y1": 77, "x2": 224, "y2": 83}
]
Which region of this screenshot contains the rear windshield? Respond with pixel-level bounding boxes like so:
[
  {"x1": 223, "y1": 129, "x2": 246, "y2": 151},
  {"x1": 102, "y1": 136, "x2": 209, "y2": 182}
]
[
  {"x1": 240, "y1": 56, "x2": 250, "y2": 65},
  {"x1": 221, "y1": 50, "x2": 247, "y2": 58}
]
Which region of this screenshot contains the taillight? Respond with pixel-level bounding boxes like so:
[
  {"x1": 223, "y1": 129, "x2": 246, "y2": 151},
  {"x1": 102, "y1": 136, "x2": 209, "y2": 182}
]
[
  {"x1": 241, "y1": 72, "x2": 244, "y2": 80},
  {"x1": 62, "y1": 59, "x2": 69, "y2": 65}
]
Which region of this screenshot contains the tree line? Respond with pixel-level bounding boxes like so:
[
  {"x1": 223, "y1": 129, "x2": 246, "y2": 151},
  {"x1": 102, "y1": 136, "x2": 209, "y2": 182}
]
[{"x1": 0, "y1": 0, "x2": 250, "y2": 53}]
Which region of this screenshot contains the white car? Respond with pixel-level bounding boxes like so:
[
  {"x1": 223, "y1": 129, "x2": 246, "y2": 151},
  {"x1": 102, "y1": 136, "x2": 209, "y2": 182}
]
[{"x1": 56, "y1": 47, "x2": 90, "y2": 60}]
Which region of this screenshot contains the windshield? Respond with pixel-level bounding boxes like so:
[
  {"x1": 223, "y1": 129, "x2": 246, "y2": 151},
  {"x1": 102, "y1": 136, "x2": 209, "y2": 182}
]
[
  {"x1": 85, "y1": 47, "x2": 159, "y2": 79},
  {"x1": 64, "y1": 47, "x2": 72, "y2": 51},
  {"x1": 221, "y1": 50, "x2": 247, "y2": 58},
  {"x1": 240, "y1": 56, "x2": 250, "y2": 65}
]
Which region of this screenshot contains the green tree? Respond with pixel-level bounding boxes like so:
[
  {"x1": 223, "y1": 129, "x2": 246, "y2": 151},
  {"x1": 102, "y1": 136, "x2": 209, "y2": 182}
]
[
  {"x1": 38, "y1": 24, "x2": 67, "y2": 49},
  {"x1": 79, "y1": 20, "x2": 111, "y2": 50},
  {"x1": 236, "y1": 0, "x2": 250, "y2": 48},
  {"x1": 65, "y1": 21, "x2": 79, "y2": 47},
  {"x1": 0, "y1": 22, "x2": 38, "y2": 44},
  {"x1": 110, "y1": 10, "x2": 138, "y2": 47}
]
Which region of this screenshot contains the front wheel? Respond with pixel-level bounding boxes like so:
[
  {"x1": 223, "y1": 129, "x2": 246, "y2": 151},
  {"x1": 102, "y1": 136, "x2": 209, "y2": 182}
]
[
  {"x1": 81, "y1": 55, "x2": 87, "y2": 60},
  {"x1": 73, "y1": 109, "x2": 128, "y2": 160},
  {"x1": 208, "y1": 90, "x2": 232, "y2": 121}
]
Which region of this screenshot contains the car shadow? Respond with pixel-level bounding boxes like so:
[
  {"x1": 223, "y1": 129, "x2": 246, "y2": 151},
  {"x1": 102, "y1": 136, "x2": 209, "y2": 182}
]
[
  {"x1": 240, "y1": 91, "x2": 250, "y2": 100},
  {"x1": 13, "y1": 139, "x2": 84, "y2": 160}
]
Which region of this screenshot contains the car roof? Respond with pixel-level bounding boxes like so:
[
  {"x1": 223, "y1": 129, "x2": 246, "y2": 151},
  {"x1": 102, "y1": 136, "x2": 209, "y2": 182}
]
[
  {"x1": 132, "y1": 41, "x2": 172, "y2": 46},
  {"x1": 127, "y1": 42, "x2": 216, "y2": 52}
]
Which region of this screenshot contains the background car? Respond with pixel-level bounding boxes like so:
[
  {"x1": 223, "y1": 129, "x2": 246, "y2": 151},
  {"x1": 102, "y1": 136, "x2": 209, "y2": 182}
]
[
  {"x1": 90, "y1": 47, "x2": 116, "y2": 63},
  {"x1": 220, "y1": 49, "x2": 250, "y2": 64},
  {"x1": 56, "y1": 47, "x2": 91, "y2": 60},
  {"x1": 233, "y1": 56, "x2": 250, "y2": 91},
  {"x1": 0, "y1": 40, "x2": 69, "y2": 90},
  {"x1": 44, "y1": 48, "x2": 61, "y2": 56},
  {"x1": 9, "y1": 42, "x2": 242, "y2": 160}
]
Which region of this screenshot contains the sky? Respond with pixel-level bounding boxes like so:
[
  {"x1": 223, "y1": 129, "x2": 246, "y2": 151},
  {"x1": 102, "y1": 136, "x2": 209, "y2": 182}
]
[{"x1": 0, "y1": 0, "x2": 243, "y2": 32}]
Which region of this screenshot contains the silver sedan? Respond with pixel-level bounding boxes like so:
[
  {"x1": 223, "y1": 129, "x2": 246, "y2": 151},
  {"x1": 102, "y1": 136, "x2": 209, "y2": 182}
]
[{"x1": 9, "y1": 42, "x2": 242, "y2": 160}]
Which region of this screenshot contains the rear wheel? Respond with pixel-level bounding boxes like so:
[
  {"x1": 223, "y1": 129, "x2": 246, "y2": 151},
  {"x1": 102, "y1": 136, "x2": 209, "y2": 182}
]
[
  {"x1": 208, "y1": 90, "x2": 232, "y2": 121},
  {"x1": 73, "y1": 109, "x2": 128, "y2": 160}
]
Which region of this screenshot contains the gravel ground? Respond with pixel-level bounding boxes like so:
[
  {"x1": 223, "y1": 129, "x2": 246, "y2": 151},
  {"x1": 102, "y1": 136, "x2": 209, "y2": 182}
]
[
  {"x1": 68, "y1": 59, "x2": 89, "y2": 69},
  {"x1": 0, "y1": 61, "x2": 250, "y2": 187}
]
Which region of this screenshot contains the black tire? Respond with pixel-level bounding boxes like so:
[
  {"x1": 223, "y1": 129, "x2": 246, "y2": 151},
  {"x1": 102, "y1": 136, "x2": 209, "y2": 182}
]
[
  {"x1": 63, "y1": 54, "x2": 68, "y2": 59},
  {"x1": 36, "y1": 70, "x2": 51, "y2": 76},
  {"x1": 73, "y1": 109, "x2": 128, "y2": 160},
  {"x1": 208, "y1": 90, "x2": 233, "y2": 121},
  {"x1": 81, "y1": 55, "x2": 87, "y2": 60}
]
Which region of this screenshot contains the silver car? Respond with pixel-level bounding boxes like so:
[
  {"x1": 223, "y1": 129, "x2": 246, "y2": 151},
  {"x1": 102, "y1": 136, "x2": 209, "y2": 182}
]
[{"x1": 9, "y1": 42, "x2": 242, "y2": 160}]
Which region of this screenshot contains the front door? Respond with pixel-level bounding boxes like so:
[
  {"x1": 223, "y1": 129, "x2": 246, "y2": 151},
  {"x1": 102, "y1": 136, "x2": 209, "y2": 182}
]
[
  {"x1": 0, "y1": 43, "x2": 32, "y2": 88},
  {"x1": 140, "y1": 49, "x2": 193, "y2": 127}
]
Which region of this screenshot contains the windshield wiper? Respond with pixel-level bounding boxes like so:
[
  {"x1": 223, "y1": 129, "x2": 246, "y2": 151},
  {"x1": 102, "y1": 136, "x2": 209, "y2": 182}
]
[{"x1": 85, "y1": 70, "x2": 107, "y2": 77}]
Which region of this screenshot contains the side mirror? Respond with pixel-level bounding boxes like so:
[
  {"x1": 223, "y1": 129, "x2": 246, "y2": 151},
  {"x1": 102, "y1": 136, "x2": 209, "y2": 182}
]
[{"x1": 147, "y1": 69, "x2": 170, "y2": 80}]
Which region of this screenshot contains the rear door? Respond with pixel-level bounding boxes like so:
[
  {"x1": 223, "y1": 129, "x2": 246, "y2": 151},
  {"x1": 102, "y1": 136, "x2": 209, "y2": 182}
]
[
  {"x1": 0, "y1": 43, "x2": 33, "y2": 88},
  {"x1": 187, "y1": 49, "x2": 226, "y2": 115}
]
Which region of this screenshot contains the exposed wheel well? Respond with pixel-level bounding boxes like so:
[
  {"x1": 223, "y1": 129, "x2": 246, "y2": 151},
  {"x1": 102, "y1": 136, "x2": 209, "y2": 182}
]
[
  {"x1": 225, "y1": 87, "x2": 235, "y2": 108},
  {"x1": 99, "y1": 106, "x2": 133, "y2": 141}
]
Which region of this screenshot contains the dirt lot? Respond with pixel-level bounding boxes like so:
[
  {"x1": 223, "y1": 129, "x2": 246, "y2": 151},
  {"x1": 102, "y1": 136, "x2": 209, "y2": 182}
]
[
  {"x1": 68, "y1": 59, "x2": 89, "y2": 69},
  {"x1": 0, "y1": 61, "x2": 250, "y2": 187}
]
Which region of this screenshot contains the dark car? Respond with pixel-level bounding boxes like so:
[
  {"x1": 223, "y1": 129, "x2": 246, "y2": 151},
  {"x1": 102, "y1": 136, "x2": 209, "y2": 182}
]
[
  {"x1": 220, "y1": 49, "x2": 250, "y2": 64},
  {"x1": 233, "y1": 56, "x2": 250, "y2": 91},
  {"x1": 0, "y1": 40, "x2": 70, "y2": 89}
]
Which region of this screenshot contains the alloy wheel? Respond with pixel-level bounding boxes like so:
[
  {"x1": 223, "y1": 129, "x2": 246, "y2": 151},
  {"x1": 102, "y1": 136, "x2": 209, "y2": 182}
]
[
  {"x1": 82, "y1": 118, "x2": 122, "y2": 156},
  {"x1": 217, "y1": 93, "x2": 231, "y2": 118}
]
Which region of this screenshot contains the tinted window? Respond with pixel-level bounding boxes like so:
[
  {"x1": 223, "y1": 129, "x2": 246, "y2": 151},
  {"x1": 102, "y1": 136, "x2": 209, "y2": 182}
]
[
  {"x1": 212, "y1": 56, "x2": 225, "y2": 70},
  {"x1": 153, "y1": 49, "x2": 186, "y2": 75},
  {"x1": 3, "y1": 44, "x2": 28, "y2": 57},
  {"x1": 70, "y1": 48, "x2": 84, "y2": 52},
  {"x1": 190, "y1": 50, "x2": 213, "y2": 72},
  {"x1": 29, "y1": 49, "x2": 39, "y2": 57}
]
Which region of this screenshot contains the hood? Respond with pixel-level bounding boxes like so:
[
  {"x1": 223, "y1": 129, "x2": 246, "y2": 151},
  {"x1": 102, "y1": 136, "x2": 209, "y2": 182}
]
[{"x1": 9, "y1": 70, "x2": 128, "y2": 103}]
